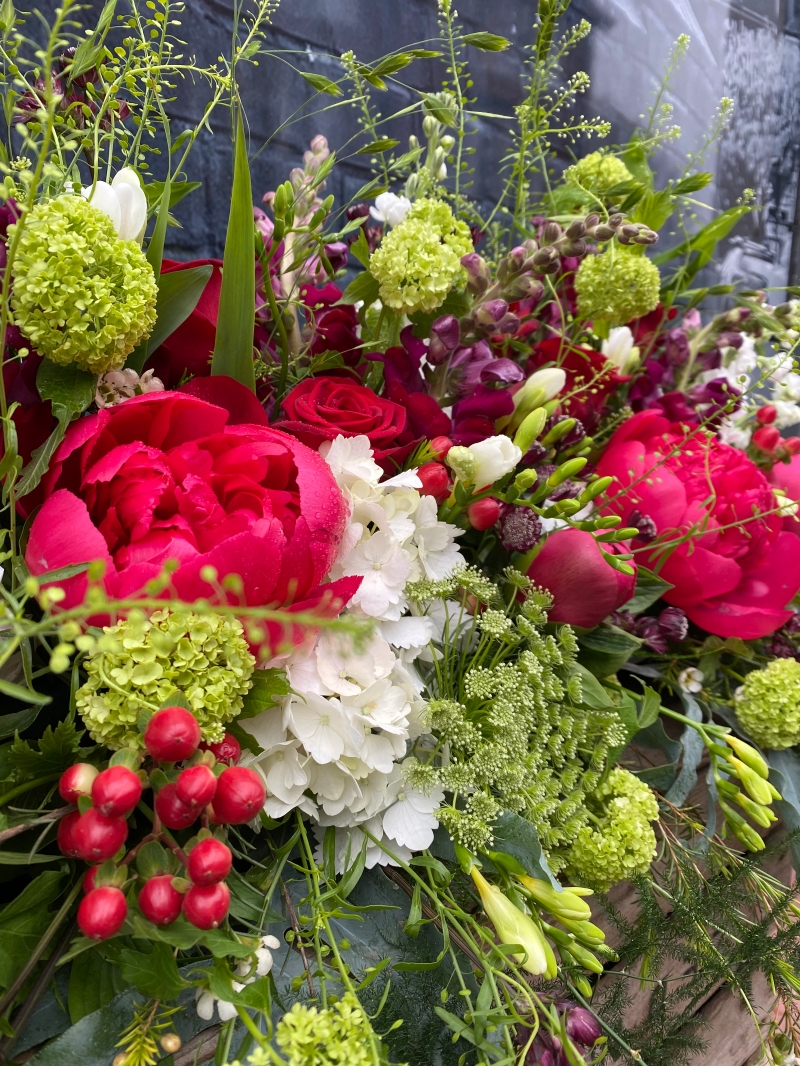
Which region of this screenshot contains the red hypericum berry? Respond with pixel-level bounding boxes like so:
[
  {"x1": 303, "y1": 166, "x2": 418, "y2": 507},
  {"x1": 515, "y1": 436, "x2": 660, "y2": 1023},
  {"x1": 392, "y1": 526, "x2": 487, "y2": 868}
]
[
  {"x1": 200, "y1": 733, "x2": 241, "y2": 767},
  {"x1": 74, "y1": 809, "x2": 129, "y2": 863},
  {"x1": 175, "y1": 765, "x2": 218, "y2": 810},
  {"x1": 182, "y1": 881, "x2": 230, "y2": 929},
  {"x1": 753, "y1": 425, "x2": 781, "y2": 453},
  {"x1": 756, "y1": 404, "x2": 778, "y2": 425},
  {"x1": 154, "y1": 783, "x2": 198, "y2": 830},
  {"x1": 785, "y1": 436, "x2": 800, "y2": 455},
  {"x1": 57, "y1": 811, "x2": 83, "y2": 858},
  {"x1": 417, "y1": 462, "x2": 451, "y2": 501},
  {"x1": 59, "y1": 762, "x2": 99, "y2": 804},
  {"x1": 466, "y1": 497, "x2": 501, "y2": 531},
  {"x1": 144, "y1": 707, "x2": 201, "y2": 763},
  {"x1": 210, "y1": 767, "x2": 266, "y2": 825},
  {"x1": 92, "y1": 765, "x2": 143, "y2": 819},
  {"x1": 77, "y1": 886, "x2": 128, "y2": 941},
  {"x1": 83, "y1": 866, "x2": 98, "y2": 894},
  {"x1": 139, "y1": 875, "x2": 184, "y2": 926},
  {"x1": 429, "y1": 435, "x2": 453, "y2": 460},
  {"x1": 187, "y1": 838, "x2": 232, "y2": 886}
]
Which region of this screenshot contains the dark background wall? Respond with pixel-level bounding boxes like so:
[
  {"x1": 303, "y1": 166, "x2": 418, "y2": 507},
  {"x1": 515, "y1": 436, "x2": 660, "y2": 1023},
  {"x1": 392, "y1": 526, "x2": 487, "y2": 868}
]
[{"x1": 38, "y1": 0, "x2": 800, "y2": 288}]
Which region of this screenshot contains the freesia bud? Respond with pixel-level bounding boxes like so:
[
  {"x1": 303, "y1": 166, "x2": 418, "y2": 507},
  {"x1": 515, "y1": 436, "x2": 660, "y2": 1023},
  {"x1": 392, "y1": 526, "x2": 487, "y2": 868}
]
[
  {"x1": 517, "y1": 876, "x2": 592, "y2": 922},
  {"x1": 469, "y1": 867, "x2": 551, "y2": 975},
  {"x1": 513, "y1": 407, "x2": 548, "y2": 455},
  {"x1": 723, "y1": 736, "x2": 770, "y2": 780}
]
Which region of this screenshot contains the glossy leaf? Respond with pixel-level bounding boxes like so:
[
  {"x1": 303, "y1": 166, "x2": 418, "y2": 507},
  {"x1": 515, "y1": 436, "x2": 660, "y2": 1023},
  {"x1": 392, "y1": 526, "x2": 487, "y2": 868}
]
[
  {"x1": 144, "y1": 263, "x2": 213, "y2": 357},
  {"x1": 118, "y1": 941, "x2": 189, "y2": 1000},
  {"x1": 626, "y1": 565, "x2": 675, "y2": 613},
  {"x1": 36, "y1": 361, "x2": 95, "y2": 417}
]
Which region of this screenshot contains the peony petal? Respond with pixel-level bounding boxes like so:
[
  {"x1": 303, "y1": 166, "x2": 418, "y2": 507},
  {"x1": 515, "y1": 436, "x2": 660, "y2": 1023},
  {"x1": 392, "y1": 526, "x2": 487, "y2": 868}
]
[
  {"x1": 656, "y1": 543, "x2": 742, "y2": 609},
  {"x1": 685, "y1": 601, "x2": 794, "y2": 641}
]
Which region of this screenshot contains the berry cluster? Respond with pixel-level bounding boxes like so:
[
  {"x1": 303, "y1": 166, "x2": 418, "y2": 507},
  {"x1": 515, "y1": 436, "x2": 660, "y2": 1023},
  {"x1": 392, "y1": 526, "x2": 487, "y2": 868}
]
[{"x1": 56, "y1": 707, "x2": 266, "y2": 941}]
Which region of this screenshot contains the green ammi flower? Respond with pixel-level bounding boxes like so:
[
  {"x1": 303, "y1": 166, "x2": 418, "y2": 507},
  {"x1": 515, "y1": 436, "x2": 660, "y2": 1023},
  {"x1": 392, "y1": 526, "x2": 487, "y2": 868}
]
[
  {"x1": 268, "y1": 993, "x2": 376, "y2": 1066},
  {"x1": 566, "y1": 151, "x2": 633, "y2": 196},
  {"x1": 9, "y1": 194, "x2": 157, "y2": 374},
  {"x1": 736, "y1": 658, "x2": 800, "y2": 750},
  {"x1": 76, "y1": 608, "x2": 256, "y2": 749},
  {"x1": 574, "y1": 245, "x2": 661, "y2": 326},
  {"x1": 564, "y1": 767, "x2": 659, "y2": 890},
  {"x1": 369, "y1": 197, "x2": 473, "y2": 315}
]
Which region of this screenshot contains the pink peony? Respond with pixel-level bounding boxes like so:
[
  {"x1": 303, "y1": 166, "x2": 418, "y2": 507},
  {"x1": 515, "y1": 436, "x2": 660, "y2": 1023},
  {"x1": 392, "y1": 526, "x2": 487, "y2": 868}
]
[{"x1": 596, "y1": 410, "x2": 800, "y2": 639}]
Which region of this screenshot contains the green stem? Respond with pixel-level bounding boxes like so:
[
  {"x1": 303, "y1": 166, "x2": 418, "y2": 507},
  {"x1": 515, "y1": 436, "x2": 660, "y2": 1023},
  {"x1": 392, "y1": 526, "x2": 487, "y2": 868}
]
[{"x1": 0, "y1": 772, "x2": 62, "y2": 809}]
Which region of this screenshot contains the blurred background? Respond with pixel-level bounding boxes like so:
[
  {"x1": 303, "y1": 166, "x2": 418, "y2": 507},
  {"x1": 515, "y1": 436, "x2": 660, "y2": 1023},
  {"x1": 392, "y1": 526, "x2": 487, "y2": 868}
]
[{"x1": 39, "y1": 0, "x2": 800, "y2": 290}]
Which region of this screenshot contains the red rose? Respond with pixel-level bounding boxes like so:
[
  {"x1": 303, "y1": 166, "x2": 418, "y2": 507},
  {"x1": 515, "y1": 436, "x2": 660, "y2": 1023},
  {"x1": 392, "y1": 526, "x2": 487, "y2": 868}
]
[
  {"x1": 526, "y1": 528, "x2": 636, "y2": 628},
  {"x1": 278, "y1": 377, "x2": 413, "y2": 471},
  {"x1": 145, "y1": 259, "x2": 222, "y2": 388},
  {"x1": 596, "y1": 409, "x2": 800, "y2": 639},
  {"x1": 24, "y1": 384, "x2": 356, "y2": 648},
  {"x1": 525, "y1": 337, "x2": 627, "y2": 432}
]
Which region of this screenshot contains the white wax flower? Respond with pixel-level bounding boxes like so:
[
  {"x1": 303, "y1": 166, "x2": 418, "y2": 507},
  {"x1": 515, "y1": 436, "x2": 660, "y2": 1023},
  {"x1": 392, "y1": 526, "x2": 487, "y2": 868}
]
[
  {"x1": 468, "y1": 435, "x2": 522, "y2": 488},
  {"x1": 678, "y1": 667, "x2": 704, "y2": 694},
  {"x1": 82, "y1": 167, "x2": 148, "y2": 242}
]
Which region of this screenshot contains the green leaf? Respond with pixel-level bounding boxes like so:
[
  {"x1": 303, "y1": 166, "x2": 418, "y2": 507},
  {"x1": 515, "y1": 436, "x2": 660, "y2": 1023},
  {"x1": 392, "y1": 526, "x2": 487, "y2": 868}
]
[
  {"x1": 356, "y1": 138, "x2": 400, "y2": 155},
  {"x1": 636, "y1": 684, "x2": 663, "y2": 730},
  {"x1": 350, "y1": 228, "x2": 371, "y2": 269},
  {"x1": 671, "y1": 172, "x2": 713, "y2": 195},
  {"x1": 664, "y1": 693, "x2": 705, "y2": 805},
  {"x1": 7, "y1": 720, "x2": 79, "y2": 777},
  {"x1": 571, "y1": 662, "x2": 615, "y2": 709},
  {"x1": 36, "y1": 361, "x2": 95, "y2": 417},
  {"x1": 578, "y1": 624, "x2": 642, "y2": 678},
  {"x1": 0, "y1": 0, "x2": 15, "y2": 36},
  {"x1": 338, "y1": 270, "x2": 380, "y2": 307},
  {"x1": 118, "y1": 941, "x2": 189, "y2": 1000},
  {"x1": 631, "y1": 188, "x2": 674, "y2": 232},
  {"x1": 0, "y1": 677, "x2": 51, "y2": 707},
  {"x1": 146, "y1": 264, "x2": 214, "y2": 356},
  {"x1": 145, "y1": 168, "x2": 171, "y2": 280},
  {"x1": 626, "y1": 565, "x2": 674, "y2": 613},
  {"x1": 461, "y1": 31, "x2": 511, "y2": 51},
  {"x1": 0, "y1": 871, "x2": 64, "y2": 986},
  {"x1": 768, "y1": 748, "x2": 800, "y2": 872},
  {"x1": 487, "y1": 810, "x2": 561, "y2": 889},
  {"x1": 0, "y1": 703, "x2": 41, "y2": 738},
  {"x1": 68, "y1": 0, "x2": 116, "y2": 80},
  {"x1": 16, "y1": 407, "x2": 69, "y2": 499},
  {"x1": 620, "y1": 133, "x2": 654, "y2": 188},
  {"x1": 421, "y1": 93, "x2": 457, "y2": 126},
  {"x1": 369, "y1": 54, "x2": 415, "y2": 77},
  {"x1": 142, "y1": 179, "x2": 201, "y2": 214},
  {"x1": 211, "y1": 109, "x2": 256, "y2": 391},
  {"x1": 299, "y1": 70, "x2": 342, "y2": 96},
  {"x1": 238, "y1": 668, "x2": 290, "y2": 720},
  {"x1": 68, "y1": 947, "x2": 124, "y2": 1023},
  {"x1": 0, "y1": 850, "x2": 62, "y2": 865}
]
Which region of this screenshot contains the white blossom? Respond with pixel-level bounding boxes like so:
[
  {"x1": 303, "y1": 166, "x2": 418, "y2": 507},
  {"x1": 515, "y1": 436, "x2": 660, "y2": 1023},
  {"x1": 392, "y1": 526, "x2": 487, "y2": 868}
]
[
  {"x1": 82, "y1": 167, "x2": 148, "y2": 242},
  {"x1": 678, "y1": 667, "x2": 704, "y2": 694},
  {"x1": 468, "y1": 435, "x2": 522, "y2": 488},
  {"x1": 601, "y1": 326, "x2": 639, "y2": 372},
  {"x1": 370, "y1": 191, "x2": 412, "y2": 227}
]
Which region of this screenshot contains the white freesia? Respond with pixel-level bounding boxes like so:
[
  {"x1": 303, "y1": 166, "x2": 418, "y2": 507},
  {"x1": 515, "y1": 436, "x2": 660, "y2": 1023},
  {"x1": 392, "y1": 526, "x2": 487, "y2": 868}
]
[
  {"x1": 468, "y1": 435, "x2": 522, "y2": 488},
  {"x1": 370, "y1": 191, "x2": 412, "y2": 227},
  {"x1": 601, "y1": 326, "x2": 639, "y2": 372},
  {"x1": 82, "y1": 167, "x2": 147, "y2": 241},
  {"x1": 512, "y1": 367, "x2": 566, "y2": 412}
]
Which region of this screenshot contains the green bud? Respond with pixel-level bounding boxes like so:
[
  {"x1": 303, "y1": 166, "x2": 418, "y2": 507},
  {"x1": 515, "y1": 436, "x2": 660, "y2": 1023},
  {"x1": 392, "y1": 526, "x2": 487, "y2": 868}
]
[
  {"x1": 723, "y1": 735, "x2": 770, "y2": 780},
  {"x1": 547, "y1": 457, "x2": 587, "y2": 488},
  {"x1": 446, "y1": 446, "x2": 477, "y2": 484},
  {"x1": 562, "y1": 940, "x2": 605, "y2": 974},
  {"x1": 592, "y1": 513, "x2": 622, "y2": 528},
  {"x1": 542, "y1": 418, "x2": 577, "y2": 447},
  {"x1": 555, "y1": 499, "x2": 582, "y2": 516},
  {"x1": 720, "y1": 800, "x2": 766, "y2": 851},
  {"x1": 513, "y1": 407, "x2": 548, "y2": 454},
  {"x1": 518, "y1": 876, "x2": 592, "y2": 922},
  {"x1": 600, "y1": 548, "x2": 635, "y2": 576},
  {"x1": 595, "y1": 527, "x2": 640, "y2": 542},
  {"x1": 731, "y1": 790, "x2": 776, "y2": 829},
  {"x1": 728, "y1": 757, "x2": 774, "y2": 806},
  {"x1": 574, "y1": 975, "x2": 594, "y2": 1000},
  {"x1": 514, "y1": 469, "x2": 539, "y2": 491},
  {"x1": 273, "y1": 185, "x2": 286, "y2": 218},
  {"x1": 558, "y1": 917, "x2": 606, "y2": 947},
  {"x1": 579, "y1": 476, "x2": 614, "y2": 505},
  {"x1": 714, "y1": 776, "x2": 740, "y2": 798}
]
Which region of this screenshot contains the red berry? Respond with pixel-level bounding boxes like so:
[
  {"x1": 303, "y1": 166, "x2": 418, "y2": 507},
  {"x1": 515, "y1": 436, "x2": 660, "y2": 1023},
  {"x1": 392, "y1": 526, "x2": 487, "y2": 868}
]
[
  {"x1": 175, "y1": 765, "x2": 218, "y2": 809},
  {"x1": 144, "y1": 707, "x2": 201, "y2": 763},
  {"x1": 466, "y1": 497, "x2": 501, "y2": 531},
  {"x1": 429, "y1": 435, "x2": 453, "y2": 460},
  {"x1": 785, "y1": 437, "x2": 800, "y2": 456},
  {"x1": 57, "y1": 811, "x2": 83, "y2": 858},
  {"x1": 74, "y1": 809, "x2": 128, "y2": 863},
  {"x1": 756, "y1": 404, "x2": 778, "y2": 425},
  {"x1": 200, "y1": 733, "x2": 241, "y2": 767},
  {"x1": 182, "y1": 882, "x2": 230, "y2": 929},
  {"x1": 154, "y1": 783, "x2": 198, "y2": 830},
  {"x1": 77, "y1": 886, "x2": 128, "y2": 941},
  {"x1": 92, "y1": 766, "x2": 143, "y2": 819},
  {"x1": 210, "y1": 767, "x2": 266, "y2": 825},
  {"x1": 753, "y1": 425, "x2": 781, "y2": 453},
  {"x1": 417, "y1": 462, "x2": 451, "y2": 502},
  {"x1": 59, "y1": 763, "x2": 99, "y2": 804},
  {"x1": 187, "y1": 838, "x2": 232, "y2": 886},
  {"x1": 139, "y1": 875, "x2": 184, "y2": 926},
  {"x1": 83, "y1": 867, "x2": 98, "y2": 894}
]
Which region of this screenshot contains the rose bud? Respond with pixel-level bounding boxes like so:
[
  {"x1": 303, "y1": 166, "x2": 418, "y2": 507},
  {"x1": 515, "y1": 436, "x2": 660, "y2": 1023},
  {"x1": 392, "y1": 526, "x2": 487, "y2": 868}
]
[
  {"x1": 756, "y1": 404, "x2": 778, "y2": 425},
  {"x1": 753, "y1": 425, "x2": 781, "y2": 453},
  {"x1": 59, "y1": 763, "x2": 99, "y2": 804},
  {"x1": 187, "y1": 838, "x2": 233, "y2": 886},
  {"x1": 154, "y1": 783, "x2": 199, "y2": 830},
  {"x1": 57, "y1": 811, "x2": 83, "y2": 858},
  {"x1": 466, "y1": 498, "x2": 501, "y2": 531},
  {"x1": 78, "y1": 887, "x2": 128, "y2": 941},
  {"x1": 417, "y1": 462, "x2": 450, "y2": 502},
  {"x1": 139, "y1": 875, "x2": 184, "y2": 926},
  {"x1": 200, "y1": 733, "x2": 241, "y2": 766},
  {"x1": 92, "y1": 765, "x2": 142, "y2": 819},
  {"x1": 74, "y1": 809, "x2": 129, "y2": 863},
  {"x1": 175, "y1": 764, "x2": 218, "y2": 809},
  {"x1": 144, "y1": 707, "x2": 201, "y2": 763},
  {"x1": 183, "y1": 882, "x2": 230, "y2": 930},
  {"x1": 210, "y1": 767, "x2": 266, "y2": 825}
]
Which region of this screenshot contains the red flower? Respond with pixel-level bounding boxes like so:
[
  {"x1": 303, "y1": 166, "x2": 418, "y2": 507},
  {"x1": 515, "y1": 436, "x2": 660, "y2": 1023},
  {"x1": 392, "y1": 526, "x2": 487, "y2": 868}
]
[
  {"x1": 301, "y1": 284, "x2": 362, "y2": 370},
  {"x1": 24, "y1": 382, "x2": 356, "y2": 648},
  {"x1": 146, "y1": 259, "x2": 222, "y2": 388},
  {"x1": 278, "y1": 377, "x2": 414, "y2": 472},
  {"x1": 526, "y1": 528, "x2": 636, "y2": 628},
  {"x1": 596, "y1": 409, "x2": 800, "y2": 639},
  {"x1": 525, "y1": 337, "x2": 626, "y2": 432}
]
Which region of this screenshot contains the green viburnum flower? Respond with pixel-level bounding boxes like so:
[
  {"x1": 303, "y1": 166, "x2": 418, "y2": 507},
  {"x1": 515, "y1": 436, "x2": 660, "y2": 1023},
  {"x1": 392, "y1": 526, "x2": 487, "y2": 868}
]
[
  {"x1": 369, "y1": 197, "x2": 473, "y2": 315},
  {"x1": 736, "y1": 658, "x2": 800, "y2": 750},
  {"x1": 9, "y1": 194, "x2": 157, "y2": 374},
  {"x1": 563, "y1": 767, "x2": 659, "y2": 890},
  {"x1": 574, "y1": 246, "x2": 661, "y2": 326},
  {"x1": 76, "y1": 608, "x2": 256, "y2": 749},
  {"x1": 566, "y1": 151, "x2": 633, "y2": 196}
]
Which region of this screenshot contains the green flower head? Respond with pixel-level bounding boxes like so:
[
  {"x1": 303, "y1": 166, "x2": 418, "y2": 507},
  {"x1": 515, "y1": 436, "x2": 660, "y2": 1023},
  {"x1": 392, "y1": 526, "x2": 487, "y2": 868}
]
[
  {"x1": 76, "y1": 608, "x2": 256, "y2": 749},
  {"x1": 574, "y1": 245, "x2": 661, "y2": 326},
  {"x1": 9, "y1": 194, "x2": 157, "y2": 374},
  {"x1": 736, "y1": 658, "x2": 800, "y2": 750},
  {"x1": 369, "y1": 197, "x2": 473, "y2": 315},
  {"x1": 566, "y1": 151, "x2": 634, "y2": 196},
  {"x1": 271, "y1": 993, "x2": 377, "y2": 1066},
  {"x1": 564, "y1": 767, "x2": 659, "y2": 890}
]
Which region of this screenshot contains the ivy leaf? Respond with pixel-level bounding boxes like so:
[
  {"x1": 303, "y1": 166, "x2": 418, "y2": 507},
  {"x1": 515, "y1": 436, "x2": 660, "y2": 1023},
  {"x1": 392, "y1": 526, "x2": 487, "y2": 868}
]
[
  {"x1": 461, "y1": 31, "x2": 511, "y2": 51},
  {"x1": 299, "y1": 70, "x2": 342, "y2": 96}
]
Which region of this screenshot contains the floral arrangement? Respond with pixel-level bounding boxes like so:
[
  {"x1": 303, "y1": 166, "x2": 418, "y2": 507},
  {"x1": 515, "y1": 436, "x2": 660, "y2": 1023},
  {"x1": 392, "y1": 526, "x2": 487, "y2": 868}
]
[{"x1": 3, "y1": 3, "x2": 800, "y2": 1066}]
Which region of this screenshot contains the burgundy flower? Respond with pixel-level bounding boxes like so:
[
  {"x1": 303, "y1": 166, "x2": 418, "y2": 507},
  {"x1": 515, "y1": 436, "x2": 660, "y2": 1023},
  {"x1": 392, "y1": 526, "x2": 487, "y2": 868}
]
[{"x1": 451, "y1": 384, "x2": 514, "y2": 446}]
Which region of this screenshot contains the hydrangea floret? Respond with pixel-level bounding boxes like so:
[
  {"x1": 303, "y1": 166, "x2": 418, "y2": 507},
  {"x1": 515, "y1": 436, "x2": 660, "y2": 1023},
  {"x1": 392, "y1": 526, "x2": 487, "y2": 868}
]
[
  {"x1": 566, "y1": 150, "x2": 634, "y2": 195},
  {"x1": 76, "y1": 608, "x2": 256, "y2": 749},
  {"x1": 574, "y1": 245, "x2": 661, "y2": 326},
  {"x1": 736, "y1": 658, "x2": 800, "y2": 750},
  {"x1": 563, "y1": 767, "x2": 659, "y2": 890},
  {"x1": 369, "y1": 197, "x2": 473, "y2": 315},
  {"x1": 9, "y1": 194, "x2": 157, "y2": 374}
]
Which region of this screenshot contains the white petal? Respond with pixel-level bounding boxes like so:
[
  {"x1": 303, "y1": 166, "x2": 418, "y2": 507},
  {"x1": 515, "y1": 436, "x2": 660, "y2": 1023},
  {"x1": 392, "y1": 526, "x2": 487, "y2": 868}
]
[
  {"x1": 82, "y1": 181, "x2": 121, "y2": 234},
  {"x1": 217, "y1": 1000, "x2": 238, "y2": 1022}
]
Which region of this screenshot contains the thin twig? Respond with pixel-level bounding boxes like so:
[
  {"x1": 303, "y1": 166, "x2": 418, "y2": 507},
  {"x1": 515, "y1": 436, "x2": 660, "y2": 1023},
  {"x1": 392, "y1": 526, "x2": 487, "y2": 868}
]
[{"x1": 0, "y1": 805, "x2": 72, "y2": 845}]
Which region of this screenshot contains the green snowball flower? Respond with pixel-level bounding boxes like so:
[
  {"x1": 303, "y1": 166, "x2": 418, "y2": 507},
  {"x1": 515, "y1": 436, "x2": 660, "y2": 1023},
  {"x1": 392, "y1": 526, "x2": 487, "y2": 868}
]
[
  {"x1": 9, "y1": 194, "x2": 157, "y2": 374},
  {"x1": 574, "y1": 245, "x2": 661, "y2": 326},
  {"x1": 76, "y1": 608, "x2": 256, "y2": 749},
  {"x1": 369, "y1": 197, "x2": 473, "y2": 315},
  {"x1": 566, "y1": 151, "x2": 634, "y2": 196},
  {"x1": 736, "y1": 658, "x2": 800, "y2": 750},
  {"x1": 564, "y1": 767, "x2": 659, "y2": 890}
]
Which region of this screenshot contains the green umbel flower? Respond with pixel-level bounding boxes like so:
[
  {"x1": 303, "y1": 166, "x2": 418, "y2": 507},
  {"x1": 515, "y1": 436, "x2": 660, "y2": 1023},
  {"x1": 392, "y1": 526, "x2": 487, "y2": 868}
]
[
  {"x1": 563, "y1": 768, "x2": 659, "y2": 890},
  {"x1": 566, "y1": 151, "x2": 634, "y2": 196},
  {"x1": 271, "y1": 993, "x2": 377, "y2": 1066},
  {"x1": 369, "y1": 197, "x2": 473, "y2": 315},
  {"x1": 736, "y1": 658, "x2": 800, "y2": 750},
  {"x1": 9, "y1": 194, "x2": 157, "y2": 374},
  {"x1": 574, "y1": 245, "x2": 661, "y2": 326},
  {"x1": 76, "y1": 608, "x2": 256, "y2": 749}
]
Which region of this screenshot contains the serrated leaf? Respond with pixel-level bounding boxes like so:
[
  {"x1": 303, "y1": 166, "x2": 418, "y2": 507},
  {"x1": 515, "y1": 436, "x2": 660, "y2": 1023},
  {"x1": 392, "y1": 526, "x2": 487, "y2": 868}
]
[
  {"x1": 238, "y1": 668, "x2": 289, "y2": 720},
  {"x1": 299, "y1": 70, "x2": 342, "y2": 96},
  {"x1": 461, "y1": 31, "x2": 511, "y2": 51},
  {"x1": 337, "y1": 270, "x2": 380, "y2": 307},
  {"x1": 350, "y1": 228, "x2": 371, "y2": 269},
  {"x1": 356, "y1": 138, "x2": 400, "y2": 155},
  {"x1": 118, "y1": 941, "x2": 189, "y2": 1000}
]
